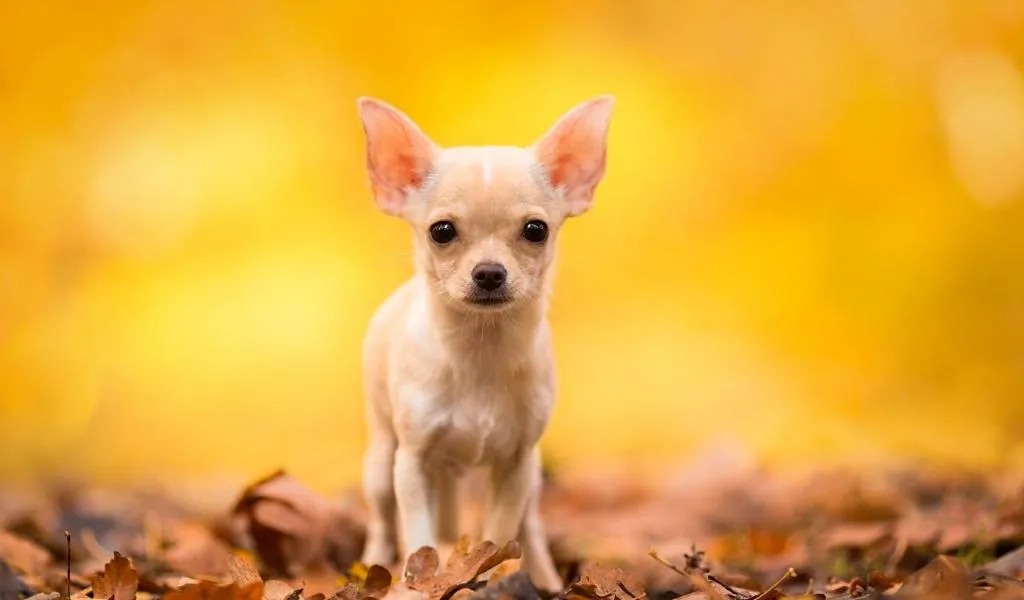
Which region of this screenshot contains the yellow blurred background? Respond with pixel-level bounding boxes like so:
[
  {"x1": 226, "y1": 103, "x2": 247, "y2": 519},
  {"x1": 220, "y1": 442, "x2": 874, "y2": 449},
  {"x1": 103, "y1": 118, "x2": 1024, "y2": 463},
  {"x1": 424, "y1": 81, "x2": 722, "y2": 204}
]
[{"x1": 2, "y1": 1, "x2": 1024, "y2": 492}]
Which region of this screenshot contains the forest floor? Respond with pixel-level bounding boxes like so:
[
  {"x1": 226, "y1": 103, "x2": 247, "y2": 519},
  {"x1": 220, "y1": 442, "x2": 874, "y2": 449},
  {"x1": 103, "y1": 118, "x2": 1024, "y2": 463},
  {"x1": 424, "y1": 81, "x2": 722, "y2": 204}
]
[{"x1": 3, "y1": 449, "x2": 1024, "y2": 600}]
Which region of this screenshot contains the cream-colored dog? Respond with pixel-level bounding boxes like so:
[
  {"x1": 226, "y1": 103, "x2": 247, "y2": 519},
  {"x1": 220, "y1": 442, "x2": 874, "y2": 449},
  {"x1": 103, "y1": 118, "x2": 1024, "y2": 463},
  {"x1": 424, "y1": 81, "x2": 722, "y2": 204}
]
[{"x1": 354, "y1": 95, "x2": 614, "y2": 592}]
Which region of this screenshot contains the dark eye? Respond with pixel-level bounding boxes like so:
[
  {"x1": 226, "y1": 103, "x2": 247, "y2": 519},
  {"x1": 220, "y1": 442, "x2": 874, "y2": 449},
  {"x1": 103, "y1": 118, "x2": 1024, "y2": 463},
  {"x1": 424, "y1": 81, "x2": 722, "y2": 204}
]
[
  {"x1": 429, "y1": 221, "x2": 457, "y2": 244},
  {"x1": 522, "y1": 220, "x2": 548, "y2": 243}
]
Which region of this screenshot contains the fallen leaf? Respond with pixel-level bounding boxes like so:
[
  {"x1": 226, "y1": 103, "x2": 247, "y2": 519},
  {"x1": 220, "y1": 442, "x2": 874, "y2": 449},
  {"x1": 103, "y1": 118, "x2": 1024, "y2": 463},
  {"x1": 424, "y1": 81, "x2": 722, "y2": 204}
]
[
  {"x1": 975, "y1": 571, "x2": 1024, "y2": 593},
  {"x1": 326, "y1": 564, "x2": 394, "y2": 600},
  {"x1": 465, "y1": 572, "x2": 539, "y2": 600},
  {"x1": 232, "y1": 471, "x2": 365, "y2": 577},
  {"x1": 163, "y1": 522, "x2": 235, "y2": 578},
  {"x1": 262, "y1": 580, "x2": 299, "y2": 600},
  {"x1": 866, "y1": 570, "x2": 901, "y2": 592},
  {"x1": 405, "y1": 540, "x2": 521, "y2": 600},
  {"x1": 380, "y1": 582, "x2": 427, "y2": 600},
  {"x1": 90, "y1": 551, "x2": 139, "y2": 600},
  {"x1": 163, "y1": 581, "x2": 264, "y2": 600},
  {"x1": 0, "y1": 530, "x2": 51, "y2": 576},
  {"x1": 893, "y1": 555, "x2": 971, "y2": 599},
  {"x1": 332, "y1": 584, "x2": 366, "y2": 600},
  {"x1": 565, "y1": 563, "x2": 646, "y2": 600},
  {"x1": 365, "y1": 565, "x2": 394, "y2": 597},
  {"x1": 984, "y1": 546, "x2": 1024, "y2": 578},
  {"x1": 228, "y1": 554, "x2": 263, "y2": 587}
]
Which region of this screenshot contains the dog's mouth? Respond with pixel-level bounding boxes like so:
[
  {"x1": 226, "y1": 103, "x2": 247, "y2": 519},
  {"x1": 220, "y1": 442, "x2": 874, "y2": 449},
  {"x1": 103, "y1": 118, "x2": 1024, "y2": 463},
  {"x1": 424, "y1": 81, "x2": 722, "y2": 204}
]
[{"x1": 464, "y1": 294, "x2": 513, "y2": 308}]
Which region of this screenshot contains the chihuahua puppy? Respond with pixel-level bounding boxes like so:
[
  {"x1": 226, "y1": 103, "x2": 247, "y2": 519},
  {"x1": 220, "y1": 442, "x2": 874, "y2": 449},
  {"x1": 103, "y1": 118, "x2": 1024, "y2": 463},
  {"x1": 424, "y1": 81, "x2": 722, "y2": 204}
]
[{"x1": 355, "y1": 96, "x2": 614, "y2": 592}]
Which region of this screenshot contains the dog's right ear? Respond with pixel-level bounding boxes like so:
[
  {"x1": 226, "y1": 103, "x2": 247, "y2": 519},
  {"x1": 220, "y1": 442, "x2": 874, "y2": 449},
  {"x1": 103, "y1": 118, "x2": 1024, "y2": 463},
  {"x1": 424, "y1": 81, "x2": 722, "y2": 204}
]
[{"x1": 357, "y1": 97, "x2": 439, "y2": 216}]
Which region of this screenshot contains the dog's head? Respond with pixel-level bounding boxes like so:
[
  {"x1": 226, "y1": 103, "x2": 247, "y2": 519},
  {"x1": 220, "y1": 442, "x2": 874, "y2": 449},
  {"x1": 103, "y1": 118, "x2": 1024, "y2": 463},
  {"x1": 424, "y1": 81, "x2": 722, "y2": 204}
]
[{"x1": 357, "y1": 96, "x2": 614, "y2": 312}]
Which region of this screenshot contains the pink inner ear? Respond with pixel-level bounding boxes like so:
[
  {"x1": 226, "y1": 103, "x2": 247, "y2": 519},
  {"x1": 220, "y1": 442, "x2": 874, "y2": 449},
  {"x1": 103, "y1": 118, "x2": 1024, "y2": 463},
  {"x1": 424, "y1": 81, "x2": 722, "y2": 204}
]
[
  {"x1": 534, "y1": 97, "x2": 613, "y2": 207},
  {"x1": 369, "y1": 149, "x2": 427, "y2": 190},
  {"x1": 358, "y1": 97, "x2": 438, "y2": 214},
  {"x1": 540, "y1": 127, "x2": 607, "y2": 193}
]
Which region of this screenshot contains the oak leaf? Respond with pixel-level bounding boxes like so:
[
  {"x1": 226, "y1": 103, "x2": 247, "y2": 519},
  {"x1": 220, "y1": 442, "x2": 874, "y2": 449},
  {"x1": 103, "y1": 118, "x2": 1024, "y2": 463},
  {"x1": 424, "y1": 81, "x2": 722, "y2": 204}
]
[
  {"x1": 90, "y1": 551, "x2": 139, "y2": 600},
  {"x1": 404, "y1": 539, "x2": 521, "y2": 600}
]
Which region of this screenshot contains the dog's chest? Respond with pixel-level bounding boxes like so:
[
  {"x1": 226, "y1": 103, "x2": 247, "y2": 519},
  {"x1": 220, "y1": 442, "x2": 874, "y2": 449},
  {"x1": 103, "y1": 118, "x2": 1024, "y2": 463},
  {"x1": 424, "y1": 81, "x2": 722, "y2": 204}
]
[{"x1": 426, "y1": 375, "x2": 539, "y2": 469}]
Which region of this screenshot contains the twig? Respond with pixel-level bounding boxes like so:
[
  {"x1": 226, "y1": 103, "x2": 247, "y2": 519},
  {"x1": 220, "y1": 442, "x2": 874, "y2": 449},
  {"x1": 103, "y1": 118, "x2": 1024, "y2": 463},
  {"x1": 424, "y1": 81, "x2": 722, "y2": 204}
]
[
  {"x1": 750, "y1": 568, "x2": 796, "y2": 600},
  {"x1": 707, "y1": 574, "x2": 749, "y2": 598},
  {"x1": 646, "y1": 548, "x2": 689, "y2": 579},
  {"x1": 64, "y1": 530, "x2": 71, "y2": 600},
  {"x1": 647, "y1": 548, "x2": 749, "y2": 599}
]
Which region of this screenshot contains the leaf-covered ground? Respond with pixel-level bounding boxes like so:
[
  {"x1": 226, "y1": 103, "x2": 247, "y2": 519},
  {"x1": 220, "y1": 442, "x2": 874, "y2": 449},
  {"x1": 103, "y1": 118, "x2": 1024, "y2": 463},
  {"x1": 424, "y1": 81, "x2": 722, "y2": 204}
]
[{"x1": 3, "y1": 454, "x2": 1024, "y2": 600}]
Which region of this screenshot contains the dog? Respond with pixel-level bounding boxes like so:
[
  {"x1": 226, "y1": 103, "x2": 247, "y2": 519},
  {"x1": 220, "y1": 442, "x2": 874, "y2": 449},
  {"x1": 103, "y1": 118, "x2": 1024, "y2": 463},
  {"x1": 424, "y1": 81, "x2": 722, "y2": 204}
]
[{"x1": 354, "y1": 95, "x2": 614, "y2": 592}]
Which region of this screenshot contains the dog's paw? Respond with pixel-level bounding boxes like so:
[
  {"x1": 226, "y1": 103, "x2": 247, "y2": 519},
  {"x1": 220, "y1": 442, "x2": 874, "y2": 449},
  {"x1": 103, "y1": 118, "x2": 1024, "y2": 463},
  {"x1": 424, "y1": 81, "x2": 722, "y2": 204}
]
[{"x1": 361, "y1": 539, "x2": 397, "y2": 568}]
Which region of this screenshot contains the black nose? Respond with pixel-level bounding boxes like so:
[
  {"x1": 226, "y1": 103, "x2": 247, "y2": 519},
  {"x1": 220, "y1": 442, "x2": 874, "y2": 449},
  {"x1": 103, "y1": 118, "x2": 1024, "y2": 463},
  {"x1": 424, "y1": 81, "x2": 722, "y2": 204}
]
[{"x1": 471, "y1": 263, "x2": 507, "y2": 292}]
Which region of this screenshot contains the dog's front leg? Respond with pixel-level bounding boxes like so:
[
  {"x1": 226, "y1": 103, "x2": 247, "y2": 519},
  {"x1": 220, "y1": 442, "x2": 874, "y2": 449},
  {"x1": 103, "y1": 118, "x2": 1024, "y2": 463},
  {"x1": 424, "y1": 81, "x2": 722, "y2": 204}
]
[
  {"x1": 393, "y1": 446, "x2": 436, "y2": 560},
  {"x1": 483, "y1": 449, "x2": 537, "y2": 545},
  {"x1": 432, "y1": 468, "x2": 459, "y2": 543}
]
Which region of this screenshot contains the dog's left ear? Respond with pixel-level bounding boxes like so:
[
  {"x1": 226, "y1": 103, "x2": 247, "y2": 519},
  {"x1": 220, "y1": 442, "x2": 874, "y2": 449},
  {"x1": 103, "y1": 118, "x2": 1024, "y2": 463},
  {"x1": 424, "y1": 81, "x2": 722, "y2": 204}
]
[{"x1": 532, "y1": 95, "x2": 615, "y2": 217}]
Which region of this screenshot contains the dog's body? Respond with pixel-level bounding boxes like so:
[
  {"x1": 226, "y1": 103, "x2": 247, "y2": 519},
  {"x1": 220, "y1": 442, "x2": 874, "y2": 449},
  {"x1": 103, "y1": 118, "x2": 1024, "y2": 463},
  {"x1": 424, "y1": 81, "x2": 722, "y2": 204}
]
[{"x1": 355, "y1": 98, "x2": 614, "y2": 592}]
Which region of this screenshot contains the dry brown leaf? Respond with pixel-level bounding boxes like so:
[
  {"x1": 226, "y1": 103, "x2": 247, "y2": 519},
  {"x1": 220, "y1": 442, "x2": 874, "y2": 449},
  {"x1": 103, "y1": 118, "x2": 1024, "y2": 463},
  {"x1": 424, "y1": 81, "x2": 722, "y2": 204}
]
[
  {"x1": 332, "y1": 584, "x2": 367, "y2": 600},
  {"x1": 365, "y1": 564, "x2": 394, "y2": 598},
  {"x1": 465, "y1": 572, "x2": 539, "y2": 600},
  {"x1": 483, "y1": 558, "x2": 521, "y2": 586},
  {"x1": 326, "y1": 564, "x2": 393, "y2": 600},
  {"x1": 90, "y1": 551, "x2": 139, "y2": 600},
  {"x1": 232, "y1": 471, "x2": 365, "y2": 577},
  {"x1": 228, "y1": 554, "x2": 263, "y2": 587},
  {"x1": 163, "y1": 581, "x2": 265, "y2": 600},
  {"x1": 565, "y1": 563, "x2": 646, "y2": 600},
  {"x1": 0, "y1": 530, "x2": 51, "y2": 576},
  {"x1": 866, "y1": 570, "x2": 901, "y2": 592},
  {"x1": 984, "y1": 546, "x2": 1024, "y2": 578},
  {"x1": 261, "y1": 580, "x2": 300, "y2": 600},
  {"x1": 380, "y1": 582, "x2": 427, "y2": 600},
  {"x1": 892, "y1": 555, "x2": 971, "y2": 599},
  {"x1": 404, "y1": 540, "x2": 521, "y2": 600},
  {"x1": 164, "y1": 522, "x2": 235, "y2": 578}
]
